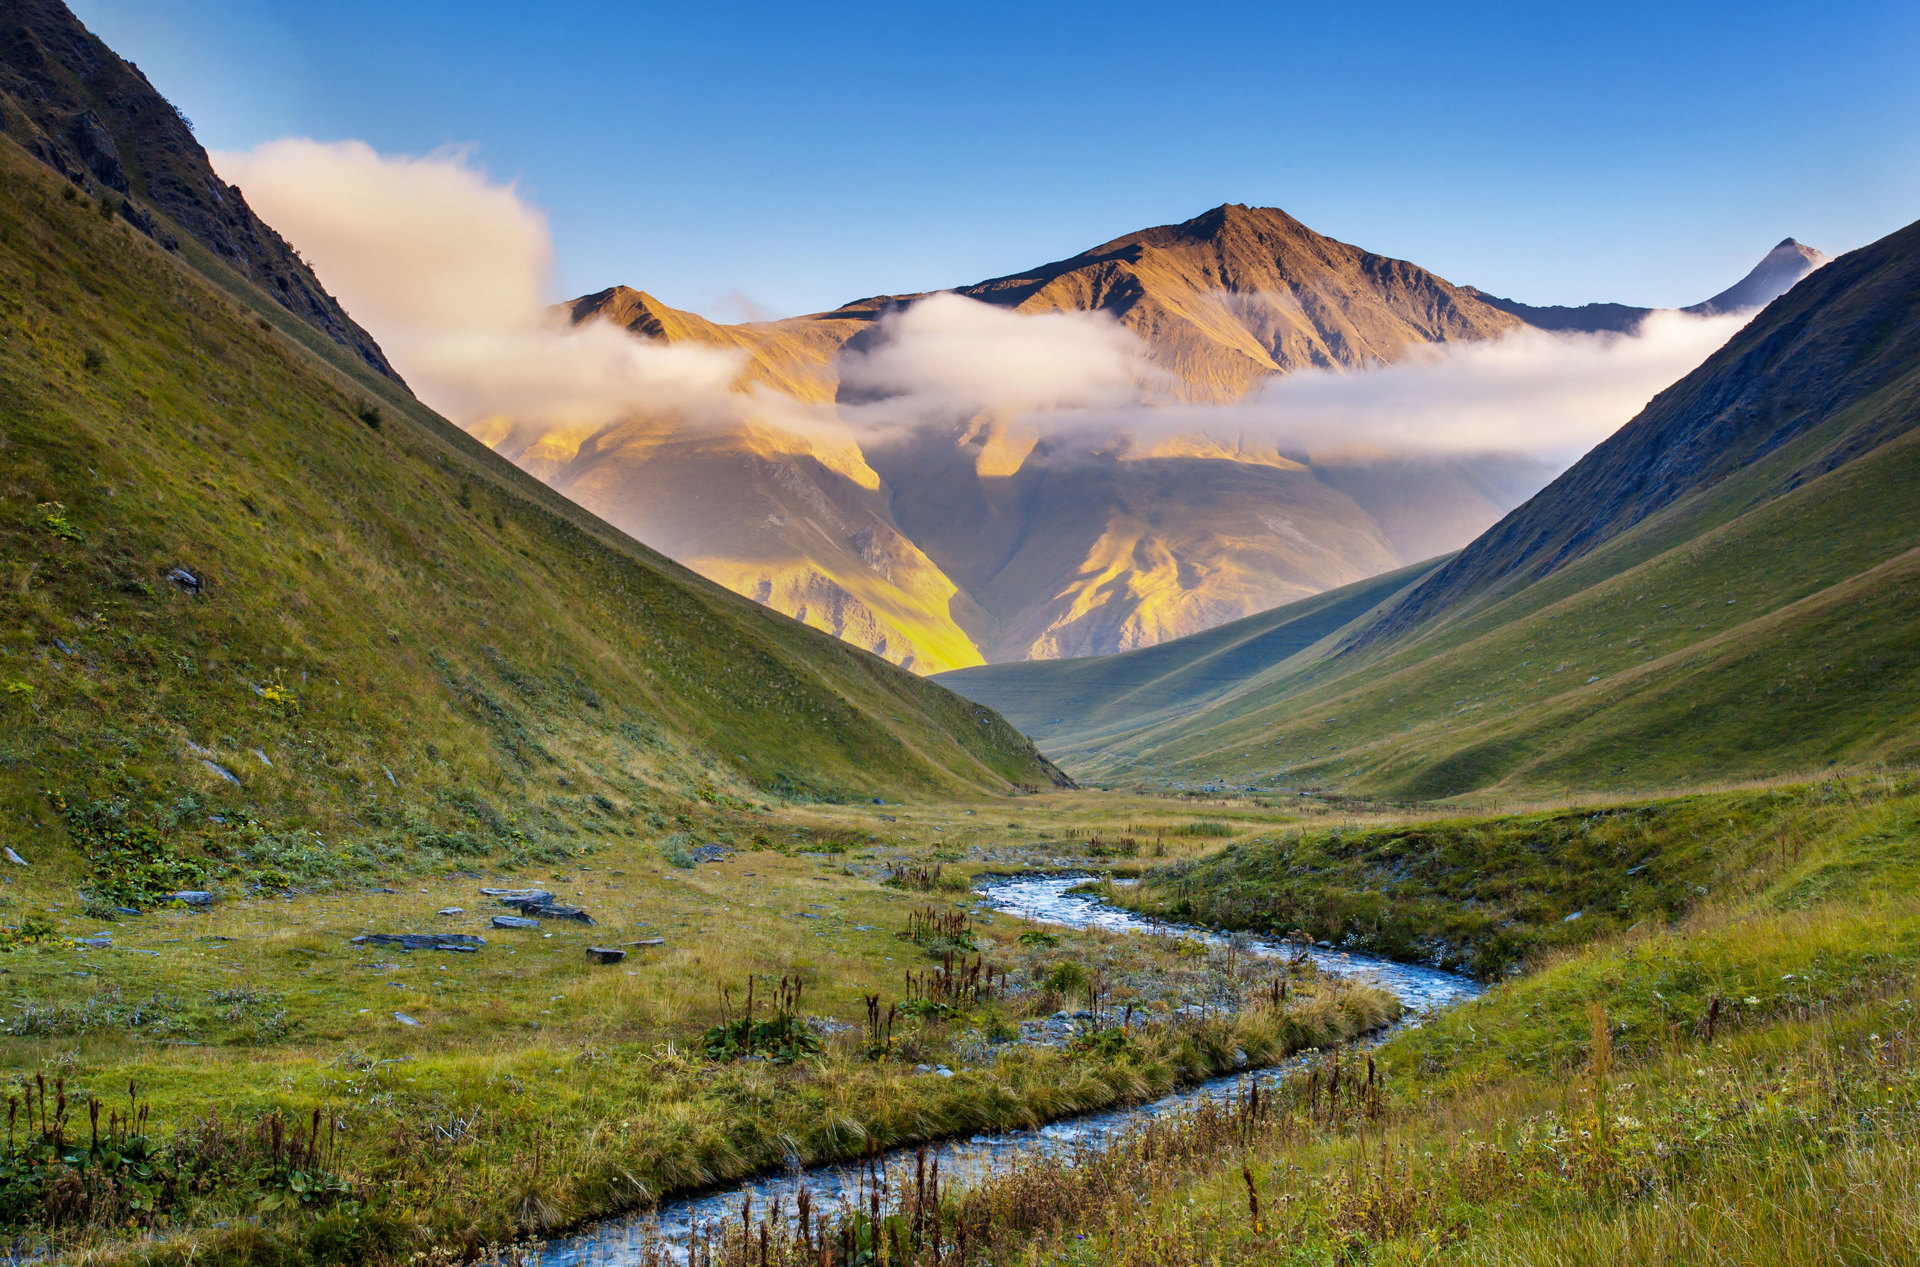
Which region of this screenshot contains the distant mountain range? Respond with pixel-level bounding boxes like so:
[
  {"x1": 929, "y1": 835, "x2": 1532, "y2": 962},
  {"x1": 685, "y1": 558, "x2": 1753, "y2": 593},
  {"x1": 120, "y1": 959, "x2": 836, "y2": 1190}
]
[
  {"x1": 938, "y1": 217, "x2": 1917, "y2": 797},
  {"x1": 479, "y1": 206, "x2": 1824, "y2": 672}
]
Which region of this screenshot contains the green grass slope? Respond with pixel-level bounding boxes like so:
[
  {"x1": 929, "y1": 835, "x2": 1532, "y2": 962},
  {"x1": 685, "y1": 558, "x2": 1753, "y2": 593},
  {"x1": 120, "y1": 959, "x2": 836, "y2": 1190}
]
[
  {"x1": 941, "y1": 217, "x2": 1920, "y2": 799},
  {"x1": 0, "y1": 137, "x2": 1060, "y2": 898},
  {"x1": 933, "y1": 562, "x2": 1432, "y2": 753}
]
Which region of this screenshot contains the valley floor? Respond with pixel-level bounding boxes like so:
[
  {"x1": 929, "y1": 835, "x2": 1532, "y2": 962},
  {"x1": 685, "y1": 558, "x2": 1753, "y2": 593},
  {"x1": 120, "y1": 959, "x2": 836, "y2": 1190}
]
[{"x1": 2, "y1": 774, "x2": 1916, "y2": 1266}]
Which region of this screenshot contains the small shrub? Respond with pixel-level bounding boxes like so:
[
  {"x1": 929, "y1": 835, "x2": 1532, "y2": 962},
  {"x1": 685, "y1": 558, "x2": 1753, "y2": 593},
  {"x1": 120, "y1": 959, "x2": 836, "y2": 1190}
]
[
  {"x1": 1044, "y1": 960, "x2": 1089, "y2": 996},
  {"x1": 661, "y1": 835, "x2": 696, "y2": 869},
  {"x1": 355, "y1": 402, "x2": 382, "y2": 429}
]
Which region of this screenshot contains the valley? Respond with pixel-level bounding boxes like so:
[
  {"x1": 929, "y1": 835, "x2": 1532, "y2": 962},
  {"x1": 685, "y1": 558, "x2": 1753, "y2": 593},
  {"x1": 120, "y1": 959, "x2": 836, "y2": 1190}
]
[{"x1": 0, "y1": 2, "x2": 1915, "y2": 1265}]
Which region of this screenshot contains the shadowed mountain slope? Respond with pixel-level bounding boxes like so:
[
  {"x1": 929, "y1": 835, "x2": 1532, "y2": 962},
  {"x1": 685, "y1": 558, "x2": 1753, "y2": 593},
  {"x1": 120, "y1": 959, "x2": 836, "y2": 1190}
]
[
  {"x1": 0, "y1": 132, "x2": 1063, "y2": 879},
  {"x1": 937, "y1": 218, "x2": 1920, "y2": 798},
  {"x1": 0, "y1": 0, "x2": 401, "y2": 383}
]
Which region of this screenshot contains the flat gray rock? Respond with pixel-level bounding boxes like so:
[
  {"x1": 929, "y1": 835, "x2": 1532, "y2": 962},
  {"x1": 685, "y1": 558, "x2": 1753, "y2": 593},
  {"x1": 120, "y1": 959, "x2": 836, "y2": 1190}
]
[
  {"x1": 586, "y1": 946, "x2": 626, "y2": 964},
  {"x1": 492, "y1": 915, "x2": 541, "y2": 930},
  {"x1": 351, "y1": 933, "x2": 485, "y2": 952},
  {"x1": 168, "y1": 891, "x2": 215, "y2": 907}
]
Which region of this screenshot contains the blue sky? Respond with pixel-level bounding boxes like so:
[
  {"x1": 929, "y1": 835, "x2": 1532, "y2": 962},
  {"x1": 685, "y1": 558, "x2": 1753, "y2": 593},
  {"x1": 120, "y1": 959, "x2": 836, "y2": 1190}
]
[{"x1": 71, "y1": 0, "x2": 1920, "y2": 321}]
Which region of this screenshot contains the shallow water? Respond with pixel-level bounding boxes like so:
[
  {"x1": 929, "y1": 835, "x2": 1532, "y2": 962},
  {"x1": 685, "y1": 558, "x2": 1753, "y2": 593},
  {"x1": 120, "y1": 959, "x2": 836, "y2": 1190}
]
[{"x1": 540, "y1": 874, "x2": 1480, "y2": 1264}]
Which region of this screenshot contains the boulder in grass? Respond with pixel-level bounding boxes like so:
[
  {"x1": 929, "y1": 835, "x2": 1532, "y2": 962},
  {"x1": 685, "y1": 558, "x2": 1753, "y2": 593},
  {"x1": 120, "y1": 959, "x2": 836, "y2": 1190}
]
[
  {"x1": 168, "y1": 890, "x2": 215, "y2": 907},
  {"x1": 483, "y1": 889, "x2": 594, "y2": 924},
  {"x1": 351, "y1": 933, "x2": 486, "y2": 953},
  {"x1": 481, "y1": 889, "x2": 554, "y2": 905},
  {"x1": 492, "y1": 915, "x2": 541, "y2": 930},
  {"x1": 585, "y1": 946, "x2": 626, "y2": 965},
  {"x1": 527, "y1": 902, "x2": 594, "y2": 924}
]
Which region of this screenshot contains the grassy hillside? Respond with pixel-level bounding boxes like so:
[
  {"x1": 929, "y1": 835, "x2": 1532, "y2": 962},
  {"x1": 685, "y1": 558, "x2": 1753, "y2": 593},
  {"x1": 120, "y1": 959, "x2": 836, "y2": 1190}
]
[
  {"x1": 941, "y1": 218, "x2": 1920, "y2": 799},
  {"x1": 0, "y1": 135, "x2": 1061, "y2": 907},
  {"x1": 935, "y1": 562, "x2": 1433, "y2": 752}
]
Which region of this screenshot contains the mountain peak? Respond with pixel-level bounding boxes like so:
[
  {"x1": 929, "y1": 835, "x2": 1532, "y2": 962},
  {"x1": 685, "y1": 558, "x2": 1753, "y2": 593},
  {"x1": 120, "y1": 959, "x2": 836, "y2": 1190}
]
[{"x1": 1687, "y1": 236, "x2": 1829, "y2": 316}]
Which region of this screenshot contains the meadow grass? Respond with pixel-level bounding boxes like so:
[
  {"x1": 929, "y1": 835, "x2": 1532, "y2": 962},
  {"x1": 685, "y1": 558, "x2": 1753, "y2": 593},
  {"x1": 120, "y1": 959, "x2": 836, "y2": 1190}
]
[{"x1": 0, "y1": 792, "x2": 1399, "y2": 1263}]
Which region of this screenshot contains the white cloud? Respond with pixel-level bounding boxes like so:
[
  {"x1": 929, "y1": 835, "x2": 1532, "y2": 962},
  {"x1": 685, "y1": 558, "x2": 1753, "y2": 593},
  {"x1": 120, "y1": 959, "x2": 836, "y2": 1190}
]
[
  {"x1": 211, "y1": 139, "x2": 744, "y2": 432},
  {"x1": 1220, "y1": 308, "x2": 1750, "y2": 464},
  {"x1": 213, "y1": 138, "x2": 1747, "y2": 474},
  {"x1": 838, "y1": 292, "x2": 1155, "y2": 418}
]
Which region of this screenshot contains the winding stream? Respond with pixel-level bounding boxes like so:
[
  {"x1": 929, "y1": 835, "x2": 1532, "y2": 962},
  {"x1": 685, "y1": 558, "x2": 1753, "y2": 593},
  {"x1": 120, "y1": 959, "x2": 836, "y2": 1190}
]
[{"x1": 540, "y1": 875, "x2": 1480, "y2": 1264}]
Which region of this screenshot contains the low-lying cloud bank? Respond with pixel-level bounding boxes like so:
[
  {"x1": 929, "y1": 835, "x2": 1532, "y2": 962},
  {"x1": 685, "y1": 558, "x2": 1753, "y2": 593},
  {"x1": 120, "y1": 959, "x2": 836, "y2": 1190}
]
[
  {"x1": 214, "y1": 139, "x2": 746, "y2": 432},
  {"x1": 216, "y1": 139, "x2": 1749, "y2": 470}
]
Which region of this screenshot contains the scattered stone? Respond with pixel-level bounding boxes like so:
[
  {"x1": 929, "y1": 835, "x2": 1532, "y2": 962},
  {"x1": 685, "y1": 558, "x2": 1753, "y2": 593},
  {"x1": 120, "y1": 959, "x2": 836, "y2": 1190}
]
[
  {"x1": 1563, "y1": 910, "x2": 1584, "y2": 923},
  {"x1": 492, "y1": 915, "x2": 541, "y2": 930},
  {"x1": 351, "y1": 933, "x2": 485, "y2": 953},
  {"x1": 251, "y1": 748, "x2": 272, "y2": 766},
  {"x1": 877, "y1": 815, "x2": 896, "y2": 823},
  {"x1": 165, "y1": 566, "x2": 201, "y2": 593},
  {"x1": 383, "y1": 765, "x2": 398, "y2": 787},
  {"x1": 690, "y1": 845, "x2": 732, "y2": 864},
  {"x1": 485, "y1": 889, "x2": 594, "y2": 923},
  {"x1": 74, "y1": 934, "x2": 112, "y2": 949},
  {"x1": 200, "y1": 759, "x2": 240, "y2": 784},
  {"x1": 393, "y1": 1012, "x2": 421, "y2": 1027},
  {"x1": 168, "y1": 891, "x2": 215, "y2": 907},
  {"x1": 3, "y1": 847, "x2": 25, "y2": 866},
  {"x1": 437, "y1": 907, "x2": 464, "y2": 917},
  {"x1": 625, "y1": 938, "x2": 665, "y2": 947},
  {"x1": 114, "y1": 907, "x2": 140, "y2": 917},
  {"x1": 586, "y1": 946, "x2": 626, "y2": 964}
]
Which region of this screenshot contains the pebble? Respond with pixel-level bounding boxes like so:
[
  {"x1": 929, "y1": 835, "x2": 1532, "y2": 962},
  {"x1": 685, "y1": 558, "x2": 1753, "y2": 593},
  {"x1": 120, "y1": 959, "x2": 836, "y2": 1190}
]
[{"x1": 393, "y1": 1013, "x2": 421, "y2": 1027}]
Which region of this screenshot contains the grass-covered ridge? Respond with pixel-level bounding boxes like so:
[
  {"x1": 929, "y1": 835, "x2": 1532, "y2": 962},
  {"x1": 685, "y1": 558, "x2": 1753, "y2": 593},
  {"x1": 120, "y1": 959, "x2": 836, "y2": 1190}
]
[{"x1": 0, "y1": 134, "x2": 1060, "y2": 903}]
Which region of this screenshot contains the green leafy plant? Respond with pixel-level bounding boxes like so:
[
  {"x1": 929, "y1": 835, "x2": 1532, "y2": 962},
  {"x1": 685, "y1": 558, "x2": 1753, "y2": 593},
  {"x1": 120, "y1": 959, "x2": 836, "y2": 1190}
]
[
  {"x1": 51, "y1": 793, "x2": 206, "y2": 911},
  {"x1": 699, "y1": 976, "x2": 823, "y2": 1065},
  {"x1": 38, "y1": 503, "x2": 80, "y2": 541}
]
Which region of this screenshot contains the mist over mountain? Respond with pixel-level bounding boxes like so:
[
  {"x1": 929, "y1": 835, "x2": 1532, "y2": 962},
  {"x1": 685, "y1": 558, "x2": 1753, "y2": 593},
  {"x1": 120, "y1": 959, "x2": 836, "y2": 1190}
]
[
  {"x1": 939, "y1": 215, "x2": 1918, "y2": 796},
  {"x1": 528, "y1": 207, "x2": 1791, "y2": 669},
  {"x1": 217, "y1": 140, "x2": 1813, "y2": 673}
]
